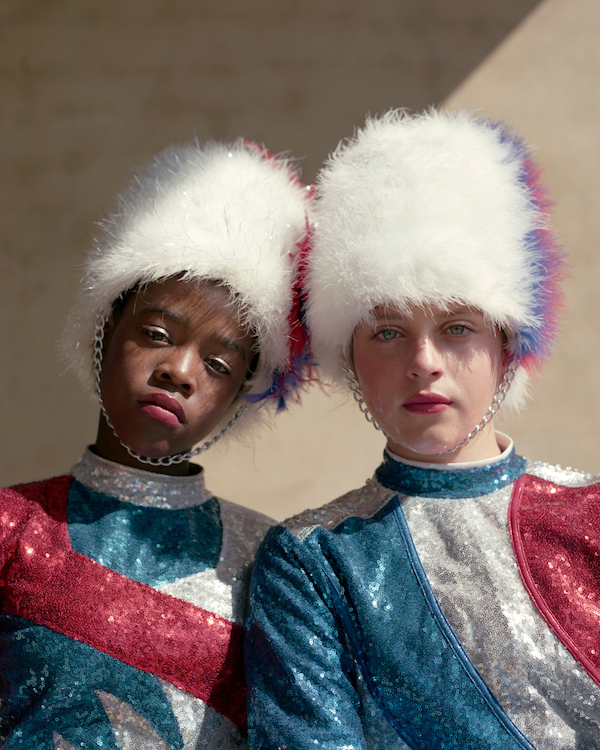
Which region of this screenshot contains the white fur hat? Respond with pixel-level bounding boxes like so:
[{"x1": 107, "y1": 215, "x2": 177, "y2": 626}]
[
  {"x1": 63, "y1": 139, "x2": 313, "y2": 427},
  {"x1": 307, "y1": 109, "x2": 566, "y2": 410}
]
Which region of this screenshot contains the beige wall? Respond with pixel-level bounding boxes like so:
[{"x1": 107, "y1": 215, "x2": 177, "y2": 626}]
[
  {"x1": 5, "y1": 0, "x2": 595, "y2": 522},
  {"x1": 446, "y1": 0, "x2": 600, "y2": 478}
]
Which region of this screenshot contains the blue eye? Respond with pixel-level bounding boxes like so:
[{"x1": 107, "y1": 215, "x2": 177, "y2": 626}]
[
  {"x1": 377, "y1": 329, "x2": 397, "y2": 340},
  {"x1": 447, "y1": 325, "x2": 467, "y2": 336}
]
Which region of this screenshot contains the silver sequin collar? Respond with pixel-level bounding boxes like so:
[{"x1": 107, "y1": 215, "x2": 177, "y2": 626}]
[{"x1": 70, "y1": 449, "x2": 213, "y2": 509}]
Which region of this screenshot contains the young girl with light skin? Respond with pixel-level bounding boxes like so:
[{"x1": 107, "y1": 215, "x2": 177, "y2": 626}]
[
  {"x1": 351, "y1": 304, "x2": 505, "y2": 463},
  {"x1": 245, "y1": 111, "x2": 600, "y2": 749},
  {"x1": 0, "y1": 140, "x2": 312, "y2": 749}
]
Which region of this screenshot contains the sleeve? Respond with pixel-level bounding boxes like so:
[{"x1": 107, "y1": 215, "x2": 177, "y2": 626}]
[
  {"x1": 0, "y1": 488, "x2": 30, "y2": 564},
  {"x1": 244, "y1": 525, "x2": 367, "y2": 750}
]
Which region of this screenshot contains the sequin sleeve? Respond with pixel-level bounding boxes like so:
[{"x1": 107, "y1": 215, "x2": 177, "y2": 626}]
[
  {"x1": 0, "y1": 484, "x2": 47, "y2": 575},
  {"x1": 245, "y1": 525, "x2": 367, "y2": 750}
]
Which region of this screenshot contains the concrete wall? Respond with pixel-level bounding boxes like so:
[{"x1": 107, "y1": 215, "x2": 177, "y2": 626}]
[{"x1": 5, "y1": 0, "x2": 595, "y2": 522}]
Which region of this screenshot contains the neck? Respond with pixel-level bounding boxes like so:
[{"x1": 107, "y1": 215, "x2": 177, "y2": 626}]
[
  {"x1": 386, "y1": 422, "x2": 501, "y2": 465},
  {"x1": 93, "y1": 415, "x2": 192, "y2": 477}
]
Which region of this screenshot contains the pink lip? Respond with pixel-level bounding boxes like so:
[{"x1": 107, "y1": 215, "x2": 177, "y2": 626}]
[
  {"x1": 402, "y1": 393, "x2": 451, "y2": 414},
  {"x1": 139, "y1": 393, "x2": 186, "y2": 427}
]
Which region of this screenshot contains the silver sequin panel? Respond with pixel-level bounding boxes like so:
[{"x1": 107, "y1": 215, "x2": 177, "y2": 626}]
[
  {"x1": 526, "y1": 461, "x2": 598, "y2": 488},
  {"x1": 399, "y1": 460, "x2": 600, "y2": 749},
  {"x1": 71, "y1": 449, "x2": 213, "y2": 509},
  {"x1": 158, "y1": 498, "x2": 274, "y2": 625},
  {"x1": 156, "y1": 500, "x2": 272, "y2": 750},
  {"x1": 288, "y1": 480, "x2": 396, "y2": 543}
]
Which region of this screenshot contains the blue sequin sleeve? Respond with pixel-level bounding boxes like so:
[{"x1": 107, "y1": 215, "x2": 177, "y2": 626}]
[{"x1": 245, "y1": 525, "x2": 367, "y2": 750}]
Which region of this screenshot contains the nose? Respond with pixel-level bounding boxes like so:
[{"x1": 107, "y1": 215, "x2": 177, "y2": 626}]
[
  {"x1": 154, "y1": 347, "x2": 198, "y2": 394},
  {"x1": 406, "y1": 336, "x2": 443, "y2": 381}
]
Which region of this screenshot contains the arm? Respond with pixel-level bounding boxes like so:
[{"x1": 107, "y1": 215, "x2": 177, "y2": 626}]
[
  {"x1": 0, "y1": 487, "x2": 33, "y2": 574},
  {"x1": 245, "y1": 525, "x2": 367, "y2": 750}
]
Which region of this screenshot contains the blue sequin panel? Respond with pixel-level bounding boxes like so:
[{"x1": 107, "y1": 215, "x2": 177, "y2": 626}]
[
  {"x1": 375, "y1": 450, "x2": 526, "y2": 499},
  {"x1": 0, "y1": 614, "x2": 182, "y2": 749},
  {"x1": 67, "y1": 480, "x2": 222, "y2": 586}
]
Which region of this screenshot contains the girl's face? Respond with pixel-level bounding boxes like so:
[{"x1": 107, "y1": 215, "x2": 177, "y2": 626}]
[
  {"x1": 352, "y1": 303, "x2": 505, "y2": 463},
  {"x1": 94, "y1": 277, "x2": 256, "y2": 475}
]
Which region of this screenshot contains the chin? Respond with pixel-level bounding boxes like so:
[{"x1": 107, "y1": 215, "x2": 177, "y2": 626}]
[
  {"x1": 126, "y1": 440, "x2": 187, "y2": 460},
  {"x1": 387, "y1": 426, "x2": 461, "y2": 459}
]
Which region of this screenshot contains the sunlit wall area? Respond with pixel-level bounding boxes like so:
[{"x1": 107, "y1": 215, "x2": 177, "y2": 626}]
[{"x1": 445, "y1": 0, "x2": 600, "y2": 478}]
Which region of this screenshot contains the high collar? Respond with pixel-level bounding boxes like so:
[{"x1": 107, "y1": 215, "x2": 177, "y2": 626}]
[
  {"x1": 70, "y1": 448, "x2": 212, "y2": 509},
  {"x1": 386, "y1": 432, "x2": 514, "y2": 471},
  {"x1": 375, "y1": 440, "x2": 526, "y2": 499}
]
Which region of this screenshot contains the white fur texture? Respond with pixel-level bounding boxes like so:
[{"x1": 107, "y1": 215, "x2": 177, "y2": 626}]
[
  {"x1": 308, "y1": 110, "x2": 549, "y2": 410},
  {"x1": 62, "y1": 140, "x2": 311, "y2": 431}
]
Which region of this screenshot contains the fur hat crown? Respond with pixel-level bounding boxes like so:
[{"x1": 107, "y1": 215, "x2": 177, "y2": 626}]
[
  {"x1": 63, "y1": 139, "x2": 313, "y2": 422},
  {"x1": 308, "y1": 109, "x2": 566, "y2": 410}
]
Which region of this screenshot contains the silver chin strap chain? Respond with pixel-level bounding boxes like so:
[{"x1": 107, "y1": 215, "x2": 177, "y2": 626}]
[
  {"x1": 93, "y1": 314, "x2": 246, "y2": 467},
  {"x1": 339, "y1": 360, "x2": 386, "y2": 434},
  {"x1": 339, "y1": 357, "x2": 520, "y2": 456}
]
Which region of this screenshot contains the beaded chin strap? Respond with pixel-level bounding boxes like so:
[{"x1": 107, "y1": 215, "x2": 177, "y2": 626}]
[
  {"x1": 339, "y1": 357, "x2": 520, "y2": 456},
  {"x1": 93, "y1": 314, "x2": 246, "y2": 467}
]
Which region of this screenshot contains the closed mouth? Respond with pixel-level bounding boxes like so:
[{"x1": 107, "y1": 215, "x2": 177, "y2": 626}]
[
  {"x1": 402, "y1": 393, "x2": 452, "y2": 414},
  {"x1": 138, "y1": 393, "x2": 186, "y2": 424},
  {"x1": 403, "y1": 393, "x2": 451, "y2": 406}
]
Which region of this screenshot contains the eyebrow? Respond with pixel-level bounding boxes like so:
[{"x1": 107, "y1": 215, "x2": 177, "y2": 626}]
[
  {"x1": 213, "y1": 336, "x2": 248, "y2": 361},
  {"x1": 142, "y1": 305, "x2": 249, "y2": 361},
  {"x1": 143, "y1": 306, "x2": 184, "y2": 324},
  {"x1": 372, "y1": 305, "x2": 476, "y2": 321},
  {"x1": 440, "y1": 306, "x2": 475, "y2": 318}
]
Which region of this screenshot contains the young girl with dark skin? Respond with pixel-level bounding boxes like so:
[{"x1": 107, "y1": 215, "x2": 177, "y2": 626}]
[
  {"x1": 245, "y1": 111, "x2": 600, "y2": 749},
  {"x1": 0, "y1": 140, "x2": 312, "y2": 749}
]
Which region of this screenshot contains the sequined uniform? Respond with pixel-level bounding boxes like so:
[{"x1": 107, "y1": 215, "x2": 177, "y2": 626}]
[
  {"x1": 245, "y1": 442, "x2": 600, "y2": 749},
  {"x1": 0, "y1": 449, "x2": 273, "y2": 750}
]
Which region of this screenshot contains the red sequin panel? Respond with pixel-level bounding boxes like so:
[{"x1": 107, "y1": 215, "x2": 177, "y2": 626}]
[
  {"x1": 509, "y1": 474, "x2": 600, "y2": 687},
  {"x1": 1, "y1": 477, "x2": 246, "y2": 730}
]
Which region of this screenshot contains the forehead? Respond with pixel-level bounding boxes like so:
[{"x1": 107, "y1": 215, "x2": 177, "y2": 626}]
[
  {"x1": 369, "y1": 302, "x2": 483, "y2": 321},
  {"x1": 127, "y1": 277, "x2": 244, "y2": 328}
]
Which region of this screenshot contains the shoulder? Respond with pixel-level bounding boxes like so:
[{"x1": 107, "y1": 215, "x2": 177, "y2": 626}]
[
  {"x1": 524, "y1": 459, "x2": 599, "y2": 488},
  {"x1": 249, "y1": 480, "x2": 398, "y2": 615},
  {"x1": 0, "y1": 475, "x2": 72, "y2": 556},
  {"x1": 216, "y1": 497, "x2": 275, "y2": 560},
  {"x1": 1, "y1": 475, "x2": 72, "y2": 516},
  {"x1": 217, "y1": 497, "x2": 274, "y2": 534},
  {"x1": 513, "y1": 461, "x2": 600, "y2": 523},
  {"x1": 281, "y1": 477, "x2": 397, "y2": 542}
]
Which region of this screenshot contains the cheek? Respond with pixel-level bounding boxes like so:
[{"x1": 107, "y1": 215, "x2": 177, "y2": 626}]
[
  {"x1": 355, "y1": 362, "x2": 402, "y2": 418},
  {"x1": 100, "y1": 344, "x2": 146, "y2": 393},
  {"x1": 194, "y1": 373, "x2": 246, "y2": 414},
  {"x1": 212, "y1": 380, "x2": 245, "y2": 412},
  {"x1": 453, "y1": 350, "x2": 503, "y2": 409}
]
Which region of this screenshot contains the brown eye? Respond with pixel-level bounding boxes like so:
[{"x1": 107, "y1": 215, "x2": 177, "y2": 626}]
[
  {"x1": 206, "y1": 357, "x2": 232, "y2": 375},
  {"x1": 143, "y1": 327, "x2": 170, "y2": 343}
]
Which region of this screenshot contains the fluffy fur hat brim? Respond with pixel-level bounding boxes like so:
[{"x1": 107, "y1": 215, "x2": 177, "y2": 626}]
[{"x1": 308, "y1": 110, "x2": 565, "y2": 411}]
